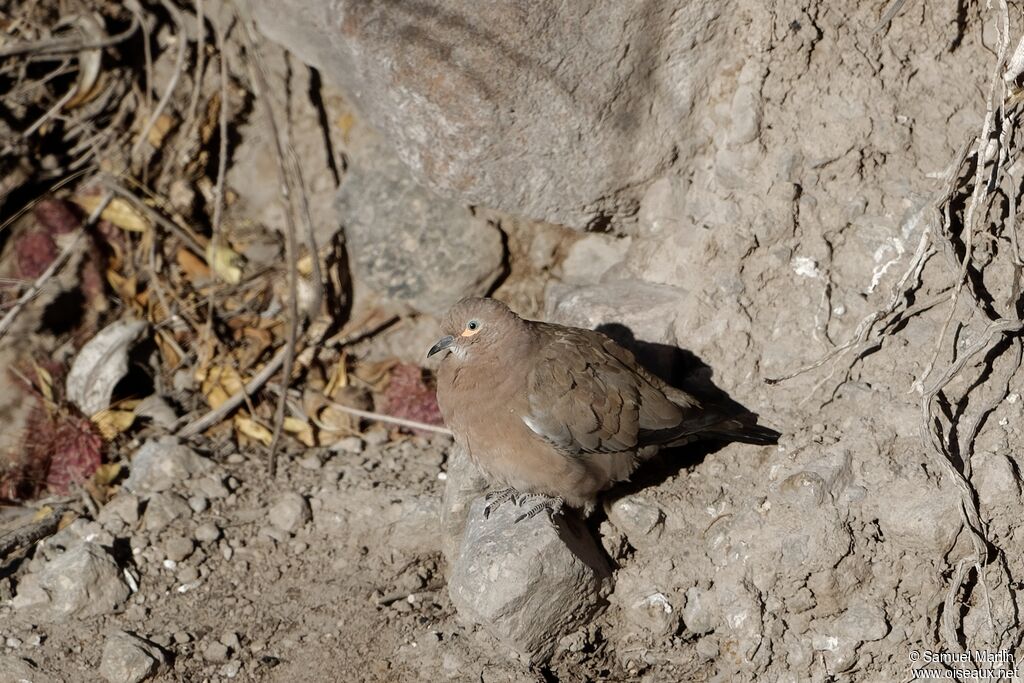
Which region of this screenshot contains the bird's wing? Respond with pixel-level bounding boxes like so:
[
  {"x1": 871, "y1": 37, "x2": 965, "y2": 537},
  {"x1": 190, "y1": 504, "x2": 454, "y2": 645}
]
[{"x1": 523, "y1": 326, "x2": 694, "y2": 456}]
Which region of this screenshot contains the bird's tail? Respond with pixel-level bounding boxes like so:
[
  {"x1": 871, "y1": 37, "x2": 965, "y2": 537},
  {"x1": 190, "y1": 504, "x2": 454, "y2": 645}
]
[{"x1": 703, "y1": 418, "x2": 780, "y2": 445}]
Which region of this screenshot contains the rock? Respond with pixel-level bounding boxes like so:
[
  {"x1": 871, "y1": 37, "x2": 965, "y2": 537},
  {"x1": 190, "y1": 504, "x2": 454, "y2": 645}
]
[
  {"x1": 683, "y1": 586, "x2": 719, "y2": 635},
  {"x1": 335, "y1": 138, "x2": 504, "y2": 316},
  {"x1": 973, "y1": 452, "x2": 1021, "y2": 510},
  {"x1": 99, "y1": 631, "x2": 167, "y2": 683},
  {"x1": 448, "y1": 498, "x2": 610, "y2": 663},
  {"x1": 98, "y1": 494, "x2": 141, "y2": 530},
  {"x1": 0, "y1": 655, "x2": 39, "y2": 681},
  {"x1": 12, "y1": 543, "x2": 131, "y2": 621},
  {"x1": 195, "y1": 475, "x2": 230, "y2": 499},
  {"x1": 267, "y1": 492, "x2": 312, "y2": 534},
  {"x1": 546, "y1": 279, "x2": 685, "y2": 347},
  {"x1": 871, "y1": 466, "x2": 962, "y2": 555},
  {"x1": 143, "y1": 493, "x2": 191, "y2": 533},
  {"x1": 249, "y1": 1, "x2": 726, "y2": 230},
  {"x1": 604, "y1": 494, "x2": 665, "y2": 550},
  {"x1": 134, "y1": 394, "x2": 178, "y2": 430},
  {"x1": 203, "y1": 641, "x2": 230, "y2": 664},
  {"x1": 439, "y1": 444, "x2": 488, "y2": 565},
  {"x1": 193, "y1": 522, "x2": 221, "y2": 544},
  {"x1": 559, "y1": 234, "x2": 630, "y2": 285},
  {"x1": 162, "y1": 536, "x2": 194, "y2": 563},
  {"x1": 124, "y1": 437, "x2": 208, "y2": 493},
  {"x1": 330, "y1": 436, "x2": 363, "y2": 454},
  {"x1": 830, "y1": 605, "x2": 889, "y2": 643},
  {"x1": 187, "y1": 495, "x2": 209, "y2": 514}
]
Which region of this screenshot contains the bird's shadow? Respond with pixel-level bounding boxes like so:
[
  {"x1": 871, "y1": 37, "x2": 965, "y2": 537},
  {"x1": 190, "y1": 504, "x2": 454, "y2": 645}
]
[{"x1": 594, "y1": 322, "x2": 772, "y2": 502}]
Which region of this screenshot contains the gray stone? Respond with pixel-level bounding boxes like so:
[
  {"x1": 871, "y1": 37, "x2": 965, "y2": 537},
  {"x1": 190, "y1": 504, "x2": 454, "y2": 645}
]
[
  {"x1": 195, "y1": 475, "x2": 230, "y2": 499},
  {"x1": 448, "y1": 497, "x2": 610, "y2": 663},
  {"x1": 249, "y1": 1, "x2": 726, "y2": 230},
  {"x1": 267, "y1": 492, "x2": 312, "y2": 534},
  {"x1": 604, "y1": 495, "x2": 665, "y2": 550},
  {"x1": 12, "y1": 543, "x2": 131, "y2": 621},
  {"x1": 99, "y1": 631, "x2": 167, "y2": 683},
  {"x1": 546, "y1": 279, "x2": 686, "y2": 347},
  {"x1": 683, "y1": 586, "x2": 719, "y2": 635},
  {"x1": 559, "y1": 234, "x2": 630, "y2": 285},
  {"x1": 143, "y1": 493, "x2": 191, "y2": 533},
  {"x1": 187, "y1": 495, "x2": 209, "y2": 514},
  {"x1": 203, "y1": 641, "x2": 230, "y2": 664},
  {"x1": 0, "y1": 655, "x2": 39, "y2": 681},
  {"x1": 134, "y1": 394, "x2": 178, "y2": 430},
  {"x1": 162, "y1": 536, "x2": 194, "y2": 563},
  {"x1": 124, "y1": 437, "x2": 209, "y2": 493},
  {"x1": 831, "y1": 605, "x2": 889, "y2": 643},
  {"x1": 98, "y1": 494, "x2": 141, "y2": 530},
  {"x1": 193, "y1": 522, "x2": 221, "y2": 544},
  {"x1": 335, "y1": 138, "x2": 504, "y2": 316},
  {"x1": 439, "y1": 444, "x2": 488, "y2": 565}
]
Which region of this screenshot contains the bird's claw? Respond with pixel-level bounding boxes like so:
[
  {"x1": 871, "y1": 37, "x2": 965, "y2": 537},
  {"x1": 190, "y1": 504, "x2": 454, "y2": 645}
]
[
  {"x1": 514, "y1": 495, "x2": 564, "y2": 524},
  {"x1": 483, "y1": 487, "x2": 519, "y2": 519}
]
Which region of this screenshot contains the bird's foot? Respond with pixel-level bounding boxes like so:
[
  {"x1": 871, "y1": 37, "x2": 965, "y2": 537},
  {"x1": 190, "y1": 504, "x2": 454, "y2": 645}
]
[
  {"x1": 483, "y1": 487, "x2": 520, "y2": 519},
  {"x1": 514, "y1": 495, "x2": 564, "y2": 524}
]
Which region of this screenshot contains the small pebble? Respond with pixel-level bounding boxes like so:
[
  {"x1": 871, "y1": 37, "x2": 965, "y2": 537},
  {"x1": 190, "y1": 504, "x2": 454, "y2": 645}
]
[
  {"x1": 298, "y1": 454, "x2": 322, "y2": 470},
  {"x1": 220, "y1": 632, "x2": 241, "y2": 651},
  {"x1": 227, "y1": 453, "x2": 245, "y2": 464},
  {"x1": 174, "y1": 631, "x2": 192, "y2": 644},
  {"x1": 177, "y1": 566, "x2": 200, "y2": 584},
  {"x1": 221, "y1": 661, "x2": 242, "y2": 678},
  {"x1": 267, "y1": 492, "x2": 312, "y2": 534},
  {"x1": 194, "y1": 522, "x2": 221, "y2": 544},
  {"x1": 363, "y1": 428, "x2": 389, "y2": 446},
  {"x1": 222, "y1": 544, "x2": 234, "y2": 561},
  {"x1": 188, "y1": 496, "x2": 209, "y2": 514},
  {"x1": 203, "y1": 641, "x2": 230, "y2": 663},
  {"x1": 6, "y1": 636, "x2": 22, "y2": 648},
  {"x1": 164, "y1": 536, "x2": 194, "y2": 563},
  {"x1": 331, "y1": 436, "x2": 363, "y2": 454}
]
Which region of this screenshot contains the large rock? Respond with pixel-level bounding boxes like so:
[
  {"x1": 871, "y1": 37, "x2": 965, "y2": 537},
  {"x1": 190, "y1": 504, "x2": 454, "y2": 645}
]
[
  {"x1": 448, "y1": 498, "x2": 610, "y2": 663},
  {"x1": 12, "y1": 542, "x2": 131, "y2": 621},
  {"x1": 124, "y1": 437, "x2": 209, "y2": 494},
  {"x1": 439, "y1": 444, "x2": 488, "y2": 565},
  {"x1": 249, "y1": 0, "x2": 728, "y2": 230},
  {"x1": 335, "y1": 138, "x2": 505, "y2": 316}
]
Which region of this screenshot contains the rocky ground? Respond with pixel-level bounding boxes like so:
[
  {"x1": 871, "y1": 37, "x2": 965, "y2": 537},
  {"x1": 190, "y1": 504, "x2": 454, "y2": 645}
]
[{"x1": 3, "y1": 0, "x2": 1024, "y2": 682}]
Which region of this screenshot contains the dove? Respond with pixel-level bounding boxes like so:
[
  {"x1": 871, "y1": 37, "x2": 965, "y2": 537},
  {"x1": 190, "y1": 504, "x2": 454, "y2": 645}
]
[{"x1": 428, "y1": 297, "x2": 778, "y2": 520}]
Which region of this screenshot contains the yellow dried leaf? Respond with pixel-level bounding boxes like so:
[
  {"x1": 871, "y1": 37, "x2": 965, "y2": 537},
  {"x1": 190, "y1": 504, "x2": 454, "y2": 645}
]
[
  {"x1": 72, "y1": 195, "x2": 149, "y2": 233},
  {"x1": 147, "y1": 113, "x2": 176, "y2": 148},
  {"x1": 93, "y1": 462, "x2": 123, "y2": 487},
  {"x1": 92, "y1": 408, "x2": 136, "y2": 441},
  {"x1": 283, "y1": 416, "x2": 316, "y2": 447},
  {"x1": 205, "y1": 242, "x2": 245, "y2": 285},
  {"x1": 324, "y1": 359, "x2": 348, "y2": 397},
  {"x1": 32, "y1": 361, "x2": 54, "y2": 407},
  {"x1": 235, "y1": 415, "x2": 273, "y2": 446},
  {"x1": 201, "y1": 366, "x2": 244, "y2": 409}
]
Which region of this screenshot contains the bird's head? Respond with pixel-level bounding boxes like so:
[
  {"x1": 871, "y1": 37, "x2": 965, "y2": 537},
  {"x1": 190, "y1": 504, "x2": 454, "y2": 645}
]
[{"x1": 427, "y1": 297, "x2": 524, "y2": 362}]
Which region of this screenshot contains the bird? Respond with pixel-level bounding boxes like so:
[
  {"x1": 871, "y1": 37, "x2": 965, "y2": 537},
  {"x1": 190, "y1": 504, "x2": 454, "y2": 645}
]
[{"x1": 427, "y1": 297, "x2": 779, "y2": 521}]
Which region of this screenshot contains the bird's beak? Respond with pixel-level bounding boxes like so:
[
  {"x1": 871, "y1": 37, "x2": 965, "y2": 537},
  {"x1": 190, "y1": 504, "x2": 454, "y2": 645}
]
[{"x1": 427, "y1": 335, "x2": 455, "y2": 358}]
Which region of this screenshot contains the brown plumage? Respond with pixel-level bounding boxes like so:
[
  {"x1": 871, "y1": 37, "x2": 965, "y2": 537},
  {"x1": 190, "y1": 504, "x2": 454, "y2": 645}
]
[{"x1": 428, "y1": 297, "x2": 778, "y2": 517}]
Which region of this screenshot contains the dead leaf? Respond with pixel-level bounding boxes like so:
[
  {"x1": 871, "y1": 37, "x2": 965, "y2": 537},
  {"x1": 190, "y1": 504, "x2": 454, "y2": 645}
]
[
  {"x1": 66, "y1": 319, "x2": 147, "y2": 416},
  {"x1": 205, "y1": 242, "x2": 245, "y2": 285},
  {"x1": 284, "y1": 417, "x2": 316, "y2": 447},
  {"x1": 147, "y1": 113, "x2": 176, "y2": 148},
  {"x1": 72, "y1": 195, "x2": 149, "y2": 233},
  {"x1": 92, "y1": 462, "x2": 123, "y2": 487},
  {"x1": 177, "y1": 248, "x2": 211, "y2": 281},
  {"x1": 235, "y1": 415, "x2": 272, "y2": 446},
  {"x1": 92, "y1": 408, "x2": 136, "y2": 440},
  {"x1": 201, "y1": 365, "x2": 244, "y2": 409}
]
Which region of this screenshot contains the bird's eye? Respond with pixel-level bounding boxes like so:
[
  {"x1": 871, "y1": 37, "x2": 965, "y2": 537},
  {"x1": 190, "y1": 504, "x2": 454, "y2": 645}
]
[{"x1": 467, "y1": 320, "x2": 479, "y2": 331}]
